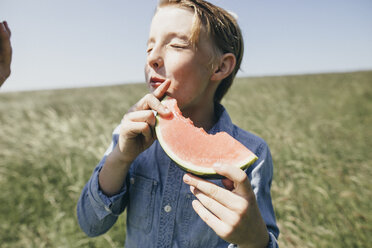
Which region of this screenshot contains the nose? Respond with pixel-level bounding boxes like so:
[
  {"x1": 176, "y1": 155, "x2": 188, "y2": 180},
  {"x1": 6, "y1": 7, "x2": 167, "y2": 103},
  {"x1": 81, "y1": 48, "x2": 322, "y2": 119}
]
[{"x1": 147, "y1": 46, "x2": 164, "y2": 70}]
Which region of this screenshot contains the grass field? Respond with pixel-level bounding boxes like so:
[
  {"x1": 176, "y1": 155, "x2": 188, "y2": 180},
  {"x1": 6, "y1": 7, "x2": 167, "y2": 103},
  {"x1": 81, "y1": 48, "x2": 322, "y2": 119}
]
[{"x1": 0, "y1": 71, "x2": 371, "y2": 247}]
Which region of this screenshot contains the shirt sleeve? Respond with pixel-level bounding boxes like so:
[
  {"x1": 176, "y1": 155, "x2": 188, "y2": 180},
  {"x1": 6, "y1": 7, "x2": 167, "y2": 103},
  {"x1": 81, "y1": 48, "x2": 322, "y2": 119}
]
[
  {"x1": 247, "y1": 142, "x2": 280, "y2": 246},
  {"x1": 227, "y1": 142, "x2": 280, "y2": 248},
  {"x1": 76, "y1": 125, "x2": 129, "y2": 237},
  {"x1": 227, "y1": 232, "x2": 278, "y2": 247}
]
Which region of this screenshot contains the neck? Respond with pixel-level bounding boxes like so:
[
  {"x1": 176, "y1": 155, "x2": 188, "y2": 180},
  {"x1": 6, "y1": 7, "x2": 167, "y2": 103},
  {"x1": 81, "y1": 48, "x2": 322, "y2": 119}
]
[{"x1": 182, "y1": 101, "x2": 216, "y2": 132}]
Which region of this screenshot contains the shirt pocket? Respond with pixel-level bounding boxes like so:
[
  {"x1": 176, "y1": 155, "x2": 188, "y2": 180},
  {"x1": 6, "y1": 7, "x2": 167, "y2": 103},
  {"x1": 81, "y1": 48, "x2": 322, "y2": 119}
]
[
  {"x1": 127, "y1": 174, "x2": 158, "y2": 234},
  {"x1": 179, "y1": 193, "x2": 219, "y2": 248}
]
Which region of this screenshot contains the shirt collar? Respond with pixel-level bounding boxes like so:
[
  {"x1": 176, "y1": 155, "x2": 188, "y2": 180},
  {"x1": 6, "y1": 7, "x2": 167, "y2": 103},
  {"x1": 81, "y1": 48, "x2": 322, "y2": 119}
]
[{"x1": 208, "y1": 103, "x2": 234, "y2": 136}]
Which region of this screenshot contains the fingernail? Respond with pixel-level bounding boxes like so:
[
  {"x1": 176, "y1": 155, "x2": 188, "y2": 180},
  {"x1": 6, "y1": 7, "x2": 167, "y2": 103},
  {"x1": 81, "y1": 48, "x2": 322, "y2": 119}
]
[
  {"x1": 164, "y1": 107, "x2": 172, "y2": 116},
  {"x1": 183, "y1": 174, "x2": 191, "y2": 183},
  {"x1": 190, "y1": 185, "x2": 195, "y2": 193}
]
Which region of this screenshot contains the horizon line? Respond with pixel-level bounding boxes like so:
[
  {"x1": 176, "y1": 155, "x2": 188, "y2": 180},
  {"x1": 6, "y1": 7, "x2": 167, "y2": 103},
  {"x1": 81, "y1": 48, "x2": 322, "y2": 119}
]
[{"x1": 1, "y1": 68, "x2": 371, "y2": 94}]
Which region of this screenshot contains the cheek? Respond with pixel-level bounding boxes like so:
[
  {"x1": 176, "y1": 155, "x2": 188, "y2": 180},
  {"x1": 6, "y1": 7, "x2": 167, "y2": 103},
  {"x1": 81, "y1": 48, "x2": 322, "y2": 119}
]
[
  {"x1": 167, "y1": 51, "x2": 195, "y2": 71},
  {"x1": 168, "y1": 58, "x2": 200, "y2": 82},
  {"x1": 164, "y1": 53, "x2": 212, "y2": 95},
  {"x1": 144, "y1": 65, "x2": 150, "y2": 81}
]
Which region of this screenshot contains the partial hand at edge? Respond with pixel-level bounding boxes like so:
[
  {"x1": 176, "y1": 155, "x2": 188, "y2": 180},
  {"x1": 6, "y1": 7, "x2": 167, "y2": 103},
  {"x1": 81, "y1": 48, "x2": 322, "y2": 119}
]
[{"x1": 0, "y1": 21, "x2": 12, "y2": 87}]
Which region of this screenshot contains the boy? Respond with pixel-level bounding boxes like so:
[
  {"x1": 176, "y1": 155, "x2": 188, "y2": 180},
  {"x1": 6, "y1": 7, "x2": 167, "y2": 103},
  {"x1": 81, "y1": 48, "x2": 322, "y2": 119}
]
[{"x1": 77, "y1": 0, "x2": 279, "y2": 247}]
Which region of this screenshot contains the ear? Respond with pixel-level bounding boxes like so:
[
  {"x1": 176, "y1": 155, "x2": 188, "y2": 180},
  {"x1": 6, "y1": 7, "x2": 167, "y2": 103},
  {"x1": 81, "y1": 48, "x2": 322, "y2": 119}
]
[{"x1": 210, "y1": 53, "x2": 236, "y2": 81}]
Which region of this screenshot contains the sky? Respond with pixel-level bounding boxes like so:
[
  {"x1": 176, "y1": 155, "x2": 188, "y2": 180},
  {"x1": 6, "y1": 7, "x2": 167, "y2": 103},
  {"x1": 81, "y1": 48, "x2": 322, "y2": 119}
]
[{"x1": 0, "y1": 0, "x2": 371, "y2": 92}]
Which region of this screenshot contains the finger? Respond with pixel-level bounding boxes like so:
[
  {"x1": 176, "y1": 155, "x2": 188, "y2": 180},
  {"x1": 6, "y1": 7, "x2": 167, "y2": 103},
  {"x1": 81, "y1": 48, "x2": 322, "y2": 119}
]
[
  {"x1": 0, "y1": 22, "x2": 12, "y2": 63},
  {"x1": 140, "y1": 122, "x2": 155, "y2": 144},
  {"x1": 129, "y1": 79, "x2": 171, "y2": 115},
  {"x1": 144, "y1": 93, "x2": 171, "y2": 116},
  {"x1": 183, "y1": 174, "x2": 246, "y2": 212},
  {"x1": 213, "y1": 164, "x2": 253, "y2": 196},
  {"x1": 152, "y1": 79, "x2": 171, "y2": 99},
  {"x1": 191, "y1": 199, "x2": 232, "y2": 239},
  {"x1": 191, "y1": 186, "x2": 239, "y2": 227},
  {"x1": 124, "y1": 120, "x2": 155, "y2": 145},
  {"x1": 3, "y1": 21, "x2": 11, "y2": 37},
  {"x1": 134, "y1": 93, "x2": 170, "y2": 116},
  {"x1": 221, "y1": 178, "x2": 234, "y2": 191},
  {"x1": 0, "y1": 22, "x2": 9, "y2": 39},
  {"x1": 123, "y1": 110, "x2": 156, "y2": 127}
]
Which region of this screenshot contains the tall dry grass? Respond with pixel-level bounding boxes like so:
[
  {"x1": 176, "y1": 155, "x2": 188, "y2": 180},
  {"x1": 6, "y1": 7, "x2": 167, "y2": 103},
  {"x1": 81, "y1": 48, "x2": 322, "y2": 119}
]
[{"x1": 0, "y1": 71, "x2": 371, "y2": 247}]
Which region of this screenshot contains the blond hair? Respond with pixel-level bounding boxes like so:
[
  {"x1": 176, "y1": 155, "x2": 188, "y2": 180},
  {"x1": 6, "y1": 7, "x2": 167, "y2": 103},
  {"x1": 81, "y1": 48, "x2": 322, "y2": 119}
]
[{"x1": 158, "y1": 0, "x2": 244, "y2": 103}]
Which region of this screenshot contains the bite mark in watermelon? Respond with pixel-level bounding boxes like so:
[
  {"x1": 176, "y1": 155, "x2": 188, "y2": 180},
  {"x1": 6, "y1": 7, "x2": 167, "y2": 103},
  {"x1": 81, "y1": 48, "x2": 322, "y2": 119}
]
[{"x1": 155, "y1": 98, "x2": 258, "y2": 178}]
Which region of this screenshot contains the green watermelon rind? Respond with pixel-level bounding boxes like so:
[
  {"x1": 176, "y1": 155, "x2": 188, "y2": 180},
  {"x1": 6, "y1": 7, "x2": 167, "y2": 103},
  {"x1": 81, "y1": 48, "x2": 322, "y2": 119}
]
[{"x1": 155, "y1": 115, "x2": 258, "y2": 178}]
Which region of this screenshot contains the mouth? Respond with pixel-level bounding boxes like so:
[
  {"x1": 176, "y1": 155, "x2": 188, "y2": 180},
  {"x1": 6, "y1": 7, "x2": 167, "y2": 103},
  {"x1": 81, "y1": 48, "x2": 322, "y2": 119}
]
[{"x1": 149, "y1": 76, "x2": 166, "y2": 88}]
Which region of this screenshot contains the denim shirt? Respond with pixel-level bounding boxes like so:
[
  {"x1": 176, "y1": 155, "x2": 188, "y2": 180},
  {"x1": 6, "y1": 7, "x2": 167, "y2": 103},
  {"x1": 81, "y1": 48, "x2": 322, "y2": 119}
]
[{"x1": 77, "y1": 104, "x2": 279, "y2": 248}]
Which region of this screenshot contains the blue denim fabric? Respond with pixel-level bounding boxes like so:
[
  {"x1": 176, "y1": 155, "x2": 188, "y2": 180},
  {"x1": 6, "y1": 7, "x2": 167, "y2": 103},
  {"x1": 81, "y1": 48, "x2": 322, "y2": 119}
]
[{"x1": 77, "y1": 104, "x2": 279, "y2": 247}]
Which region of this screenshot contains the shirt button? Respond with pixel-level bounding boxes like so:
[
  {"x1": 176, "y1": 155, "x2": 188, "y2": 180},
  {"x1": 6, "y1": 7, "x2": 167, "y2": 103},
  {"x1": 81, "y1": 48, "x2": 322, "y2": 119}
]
[
  {"x1": 164, "y1": 204, "x2": 172, "y2": 213},
  {"x1": 104, "y1": 205, "x2": 112, "y2": 213},
  {"x1": 130, "y1": 178, "x2": 135, "y2": 185}
]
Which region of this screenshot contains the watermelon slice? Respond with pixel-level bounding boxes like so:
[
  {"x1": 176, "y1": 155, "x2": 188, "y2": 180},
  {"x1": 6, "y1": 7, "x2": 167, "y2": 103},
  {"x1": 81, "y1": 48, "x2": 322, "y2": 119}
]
[{"x1": 155, "y1": 98, "x2": 258, "y2": 178}]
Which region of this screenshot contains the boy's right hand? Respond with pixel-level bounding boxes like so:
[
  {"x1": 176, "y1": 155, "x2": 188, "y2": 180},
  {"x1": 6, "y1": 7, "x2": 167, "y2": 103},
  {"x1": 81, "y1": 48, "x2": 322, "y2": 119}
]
[{"x1": 114, "y1": 79, "x2": 172, "y2": 165}]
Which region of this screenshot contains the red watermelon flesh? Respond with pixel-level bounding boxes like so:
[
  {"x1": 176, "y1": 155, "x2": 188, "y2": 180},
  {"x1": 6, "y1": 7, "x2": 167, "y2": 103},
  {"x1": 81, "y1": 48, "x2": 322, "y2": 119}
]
[{"x1": 155, "y1": 98, "x2": 258, "y2": 177}]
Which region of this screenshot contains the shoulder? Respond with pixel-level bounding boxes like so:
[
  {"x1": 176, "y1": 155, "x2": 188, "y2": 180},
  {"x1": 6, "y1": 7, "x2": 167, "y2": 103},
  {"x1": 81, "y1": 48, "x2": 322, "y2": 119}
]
[
  {"x1": 231, "y1": 125, "x2": 274, "y2": 176},
  {"x1": 231, "y1": 125, "x2": 270, "y2": 157},
  {"x1": 215, "y1": 104, "x2": 270, "y2": 157}
]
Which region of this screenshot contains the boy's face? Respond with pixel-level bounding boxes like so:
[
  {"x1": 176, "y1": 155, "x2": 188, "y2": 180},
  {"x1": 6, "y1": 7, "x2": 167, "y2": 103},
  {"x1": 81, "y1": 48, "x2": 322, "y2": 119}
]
[{"x1": 145, "y1": 6, "x2": 216, "y2": 111}]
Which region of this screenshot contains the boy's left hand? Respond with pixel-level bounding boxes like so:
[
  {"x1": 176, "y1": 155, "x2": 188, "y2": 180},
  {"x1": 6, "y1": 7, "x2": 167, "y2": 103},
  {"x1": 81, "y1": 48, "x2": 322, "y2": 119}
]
[
  {"x1": 0, "y1": 21, "x2": 12, "y2": 87},
  {"x1": 183, "y1": 164, "x2": 269, "y2": 248}
]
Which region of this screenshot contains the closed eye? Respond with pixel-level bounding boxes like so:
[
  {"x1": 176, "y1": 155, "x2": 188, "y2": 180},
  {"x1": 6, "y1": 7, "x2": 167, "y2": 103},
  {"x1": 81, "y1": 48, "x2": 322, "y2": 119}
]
[{"x1": 170, "y1": 44, "x2": 189, "y2": 49}]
